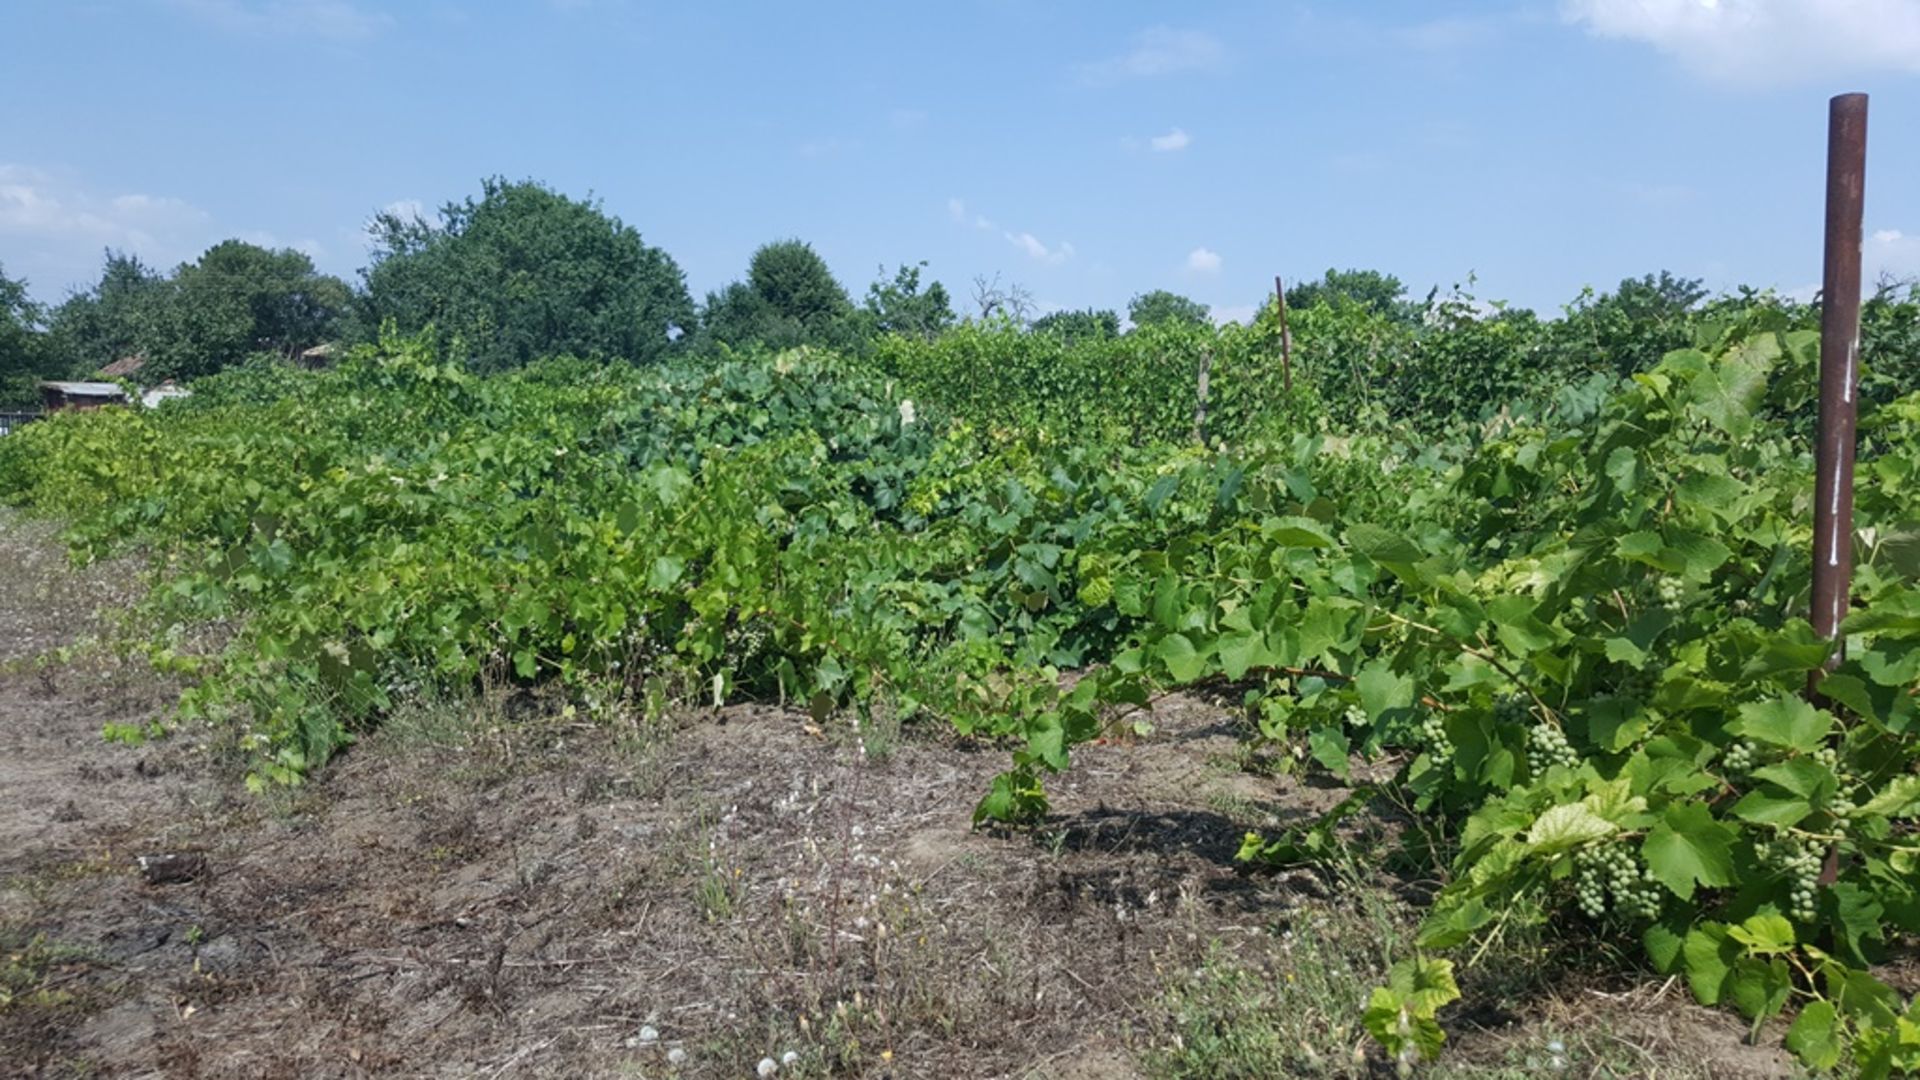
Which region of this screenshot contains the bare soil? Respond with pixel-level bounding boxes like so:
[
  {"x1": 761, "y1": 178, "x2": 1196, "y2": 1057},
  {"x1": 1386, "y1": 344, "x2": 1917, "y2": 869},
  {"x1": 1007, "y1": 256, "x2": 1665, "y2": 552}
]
[{"x1": 0, "y1": 511, "x2": 1792, "y2": 1078}]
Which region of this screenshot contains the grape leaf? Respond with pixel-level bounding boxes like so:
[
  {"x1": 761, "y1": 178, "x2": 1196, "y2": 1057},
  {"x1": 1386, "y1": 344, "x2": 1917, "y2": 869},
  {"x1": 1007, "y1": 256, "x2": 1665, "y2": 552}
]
[
  {"x1": 1643, "y1": 802, "x2": 1736, "y2": 900},
  {"x1": 1729, "y1": 696, "x2": 1834, "y2": 753}
]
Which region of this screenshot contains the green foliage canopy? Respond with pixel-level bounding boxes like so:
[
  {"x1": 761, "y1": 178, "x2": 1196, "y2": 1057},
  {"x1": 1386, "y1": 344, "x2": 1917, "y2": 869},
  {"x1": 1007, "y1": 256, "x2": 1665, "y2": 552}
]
[
  {"x1": 701, "y1": 239, "x2": 860, "y2": 352},
  {"x1": 1127, "y1": 289, "x2": 1210, "y2": 330},
  {"x1": 359, "y1": 178, "x2": 694, "y2": 372},
  {"x1": 1030, "y1": 308, "x2": 1120, "y2": 344},
  {"x1": 144, "y1": 241, "x2": 350, "y2": 381},
  {"x1": 863, "y1": 262, "x2": 955, "y2": 341},
  {"x1": 1285, "y1": 268, "x2": 1418, "y2": 325},
  {"x1": 0, "y1": 263, "x2": 55, "y2": 405},
  {"x1": 44, "y1": 250, "x2": 166, "y2": 379}
]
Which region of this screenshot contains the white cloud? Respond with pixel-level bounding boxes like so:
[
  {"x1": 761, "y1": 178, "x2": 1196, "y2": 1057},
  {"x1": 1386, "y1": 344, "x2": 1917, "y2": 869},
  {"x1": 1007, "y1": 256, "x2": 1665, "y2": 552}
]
[
  {"x1": 1080, "y1": 27, "x2": 1225, "y2": 84},
  {"x1": 383, "y1": 198, "x2": 427, "y2": 223},
  {"x1": 0, "y1": 164, "x2": 210, "y2": 253},
  {"x1": 950, "y1": 197, "x2": 1064, "y2": 260},
  {"x1": 168, "y1": 0, "x2": 394, "y2": 39},
  {"x1": 1186, "y1": 246, "x2": 1222, "y2": 274},
  {"x1": 1563, "y1": 0, "x2": 1920, "y2": 85},
  {"x1": 0, "y1": 165, "x2": 219, "y2": 292},
  {"x1": 946, "y1": 197, "x2": 997, "y2": 231},
  {"x1": 1870, "y1": 227, "x2": 1920, "y2": 283},
  {"x1": 1122, "y1": 127, "x2": 1192, "y2": 152},
  {"x1": 1150, "y1": 128, "x2": 1192, "y2": 152},
  {"x1": 1007, "y1": 232, "x2": 1074, "y2": 264}
]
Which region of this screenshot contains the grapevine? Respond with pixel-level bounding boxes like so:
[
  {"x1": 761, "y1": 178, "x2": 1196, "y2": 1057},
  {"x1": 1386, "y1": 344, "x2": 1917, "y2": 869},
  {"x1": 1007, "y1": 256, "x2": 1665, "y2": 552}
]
[{"x1": 2, "y1": 321, "x2": 1917, "y2": 1074}]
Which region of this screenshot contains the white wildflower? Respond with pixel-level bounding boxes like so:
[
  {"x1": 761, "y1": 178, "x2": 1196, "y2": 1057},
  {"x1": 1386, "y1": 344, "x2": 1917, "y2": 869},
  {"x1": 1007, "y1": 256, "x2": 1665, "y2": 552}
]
[{"x1": 757, "y1": 1057, "x2": 778, "y2": 1078}]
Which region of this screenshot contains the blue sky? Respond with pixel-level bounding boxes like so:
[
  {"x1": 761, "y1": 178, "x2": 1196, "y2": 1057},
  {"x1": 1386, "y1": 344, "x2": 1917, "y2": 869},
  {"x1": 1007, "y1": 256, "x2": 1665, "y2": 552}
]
[{"x1": 4, "y1": 0, "x2": 1919, "y2": 322}]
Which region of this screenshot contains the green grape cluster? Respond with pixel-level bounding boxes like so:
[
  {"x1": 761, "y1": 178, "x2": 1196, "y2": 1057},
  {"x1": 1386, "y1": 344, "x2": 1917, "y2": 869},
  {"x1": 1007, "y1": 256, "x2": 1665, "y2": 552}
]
[
  {"x1": 1614, "y1": 668, "x2": 1655, "y2": 703},
  {"x1": 1766, "y1": 836, "x2": 1824, "y2": 922},
  {"x1": 1574, "y1": 845, "x2": 1663, "y2": 921},
  {"x1": 1493, "y1": 693, "x2": 1531, "y2": 727},
  {"x1": 1722, "y1": 740, "x2": 1757, "y2": 774},
  {"x1": 1344, "y1": 704, "x2": 1367, "y2": 729},
  {"x1": 1419, "y1": 712, "x2": 1453, "y2": 762},
  {"x1": 1527, "y1": 720, "x2": 1581, "y2": 775},
  {"x1": 1654, "y1": 575, "x2": 1685, "y2": 611}
]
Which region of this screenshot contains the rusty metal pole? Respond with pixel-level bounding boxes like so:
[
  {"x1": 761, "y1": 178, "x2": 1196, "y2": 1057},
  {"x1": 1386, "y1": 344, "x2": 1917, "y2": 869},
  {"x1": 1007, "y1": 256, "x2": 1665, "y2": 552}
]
[
  {"x1": 1811, "y1": 92, "x2": 1869, "y2": 667},
  {"x1": 1274, "y1": 275, "x2": 1295, "y2": 394}
]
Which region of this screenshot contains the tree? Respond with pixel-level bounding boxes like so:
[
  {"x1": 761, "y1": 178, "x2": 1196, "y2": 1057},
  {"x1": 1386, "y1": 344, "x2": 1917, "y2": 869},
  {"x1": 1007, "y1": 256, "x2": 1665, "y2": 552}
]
[
  {"x1": 1551, "y1": 271, "x2": 1709, "y2": 377},
  {"x1": 970, "y1": 273, "x2": 1036, "y2": 323},
  {"x1": 45, "y1": 250, "x2": 166, "y2": 377},
  {"x1": 1285, "y1": 269, "x2": 1414, "y2": 323},
  {"x1": 701, "y1": 239, "x2": 858, "y2": 351},
  {"x1": 863, "y1": 262, "x2": 954, "y2": 341},
  {"x1": 1, "y1": 264, "x2": 55, "y2": 405},
  {"x1": 141, "y1": 241, "x2": 350, "y2": 381},
  {"x1": 1031, "y1": 308, "x2": 1119, "y2": 343},
  {"x1": 749, "y1": 240, "x2": 852, "y2": 331},
  {"x1": 360, "y1": 178, "x2": 694, "y2": 372},
  {"x1": 1127, "y1": 290, "x2": 1209, "y2": 329},
  {"x1": 700, "y1": 281, "x2": 786, "y2": 351}
]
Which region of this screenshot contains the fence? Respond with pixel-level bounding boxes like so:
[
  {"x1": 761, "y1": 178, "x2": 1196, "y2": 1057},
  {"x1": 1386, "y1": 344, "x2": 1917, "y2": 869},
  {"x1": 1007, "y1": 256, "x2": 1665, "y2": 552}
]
[{"x1": 0, "y1": 411, "x2": 42, "y2": 437}]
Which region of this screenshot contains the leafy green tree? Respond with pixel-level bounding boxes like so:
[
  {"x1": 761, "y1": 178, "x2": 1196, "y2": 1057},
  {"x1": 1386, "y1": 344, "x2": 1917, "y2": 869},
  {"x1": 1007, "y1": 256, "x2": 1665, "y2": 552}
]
[
  {"x1": 863, "y1": 262, "x2": 954, "y2": 341},
  {"x1": 0, "y1": 264, "x2": 55, "y2": 405},
  {"x1": 702, "y1": 239, "x2": 859, "y2": 352},
  {"x1": 1861, "y1": 279, "x2": 1920, "y2": 406},
  {"x1": 1127, "y1": 290, "x2": 1209, "y2": 330},
  {"x1": 45, "y1": 250, "x2": 166, "y2": 377},
  {"x1": 1030, "y1": 308, "x2": 1119, "y2": 343},
  {"x1": 1549, "y1": 270, "x2": 1710, "y2": 377},
  {"x1": 749, "y1": 240, "x2": 852, "y2": 331},
  {"x1": 699, "y1": 282, "x2": 782, "y2": 350},
  {"x1": 143, "y1": 241, "x2": 350, "y2": 381},
  {"x1": 360, "y1": 178, "x2": 694, "y2": 372},
  {"x1": 1285, "y1": 268, "x2": 1416, "y2": 324}
]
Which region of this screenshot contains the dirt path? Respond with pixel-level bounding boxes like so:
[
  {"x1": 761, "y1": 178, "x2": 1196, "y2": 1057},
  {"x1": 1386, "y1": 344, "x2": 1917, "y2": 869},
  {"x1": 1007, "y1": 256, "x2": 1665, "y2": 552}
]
[{"x1": 0, "y1": 511, "x2": 1787, "y2": 1079}]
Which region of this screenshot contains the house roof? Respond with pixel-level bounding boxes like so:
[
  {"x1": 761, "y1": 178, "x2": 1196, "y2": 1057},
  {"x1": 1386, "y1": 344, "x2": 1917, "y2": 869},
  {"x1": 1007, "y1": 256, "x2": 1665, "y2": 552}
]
[
  {"x1": 41, "y1": 381, "x2": 129, "y2": 397},
  {"x1": 99, "y1": 355, "x2": 146, "y2": 378}
]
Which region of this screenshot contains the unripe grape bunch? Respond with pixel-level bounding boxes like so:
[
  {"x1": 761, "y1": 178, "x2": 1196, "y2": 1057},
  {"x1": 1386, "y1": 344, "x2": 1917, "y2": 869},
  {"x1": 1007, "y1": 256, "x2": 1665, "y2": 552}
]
[
  {"x1": 1526, "y1": 718, "x2": 1581, "y2": 775},
  {"x1": 1574, "y1": 845, "x2": 1663, "y2": 921},
  {"x1": 1614, "y1": 667, "x2": 1655, "y2": 703},
  {"x1": 1419, "y1": 712, "x2": 1453, "y2": 762},
  {"x1": 1764, "y1": 836, "x2": 1825, "y2": 922},
  {"x1": 1493, "y1": 693, "x2": 1531, "y2": 727},
  {"x1": 1722, "y1": 740, "x2": 1757, "y2": 774},
  {"x1": 1654, "y1": 575, "x2": 1685, "y2": 611}
]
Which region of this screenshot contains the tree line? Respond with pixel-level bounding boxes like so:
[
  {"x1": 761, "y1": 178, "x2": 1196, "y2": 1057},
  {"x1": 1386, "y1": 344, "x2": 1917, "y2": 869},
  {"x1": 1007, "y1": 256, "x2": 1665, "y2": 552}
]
[
  {"x1": 0, "y1": 177, "x2": 1240, "y2": 404},
  {"x1": 4, "y1": 175, "x2": 1908, "y2": 411}
]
